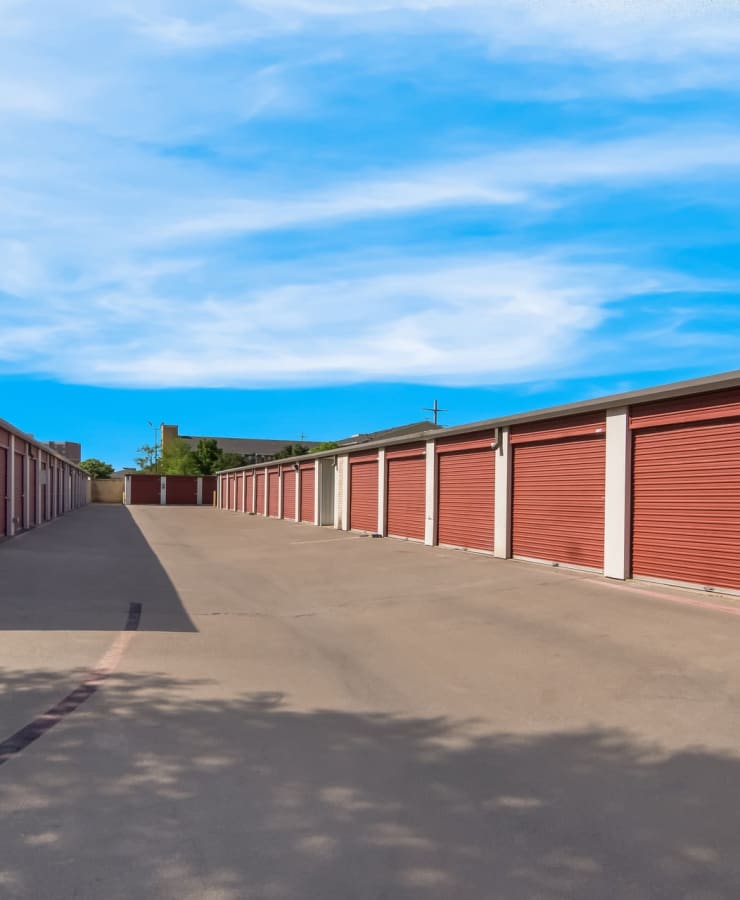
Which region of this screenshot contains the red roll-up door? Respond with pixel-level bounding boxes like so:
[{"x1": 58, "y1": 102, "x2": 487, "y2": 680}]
[
  {"x1": 512, "y1": 437, "x2": 605, "y2": 569},
  {"x1": 0, "y1": 447, "x2": 6, "y2": 537},
  {"x1": 202, "y1": 476, "x2": 217, "y2": 506},
  {"x1": 299, "y1": 463, "x2": 315, "y2": 522},
  {"x1": 235, "y1": 473, "x2": 244, "y2": 511},
  {"x1": 282, "y1": 468, "x2": 296, "y2": 519},
  {"x1": 227, "y1": 475, "x2": 236, "y2": 510},
  {"x1": 130, "y1": 475, "x2": 162, "y2": 505},
  {"x1": 14, "y1": 452, "x2": 25, "y2": 531},
  {"x1": 632, "y1": 412, "x2": 740, "y2": 592},
  {"x1": 268, "y1": 469, "x2": 279, "y2": 517},
  {"x1": 349, "y1": 453, "x2": 378, "y2": 532},
  {"x1": 245, "y1": 473, "x2": 254, "y2": 512},
  {"x1": 437, "y1": 434, "x2": 495, "y2": 552},
  {"x1": 386, "y1": 445, "x2": 425, "y2": 540},
  {"x1": 166, "y1": 476, "x2": 199, "y2": 505},
  {"x1": 256, "y1": 472, "x2": 266, "y2": 514}
]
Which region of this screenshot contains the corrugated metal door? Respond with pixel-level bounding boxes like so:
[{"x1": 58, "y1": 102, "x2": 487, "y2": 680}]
[
  {"x1": 437, "y1": 436, "x2": 495, "y2": 551},
  {"x1": 228, "y1": 475, "x2": 236, "y2": 510},
  {"x1": 268, "y1": 469, "x2": 279, "y2": 517},
  {"x1": 14, "y1": 452, "x2": 25, "y2": 531},
  {"x1": 299, "y1": 463, "x2": 315, "y2": 522},
  {"x1": 386, "y1": 445, "x2": 425, "y2": 540},
  {"x1": 130, "y1": 475, "x2": 162, "y2": 505},
  {"x1": 202, "y1": 476, "x2": 217, "y2": 506},
  {"x1": 282, "y1": 468, "x2": 296, "y2": 519},
  {"x1": 0, "y1": 446, "x2": 6, "y2": 537},
  {"x1": 632, "y1": 417, "x2": 740, "y2": 591},
  {"x1": 166, "y1": 476, "x2": 199, "y2": 505},
  {"x1": 256, "y1": 472, "x2": 266, "y2": 514},
  {"x1": 349, "y1": 453, "x2": 378, "y2": 532},
  {"x1": 512, "y1": 434, "x2": 605, "y2": 569},
  {"x1": 235, "y1": 473, "x2": 244, "y2": 511}
]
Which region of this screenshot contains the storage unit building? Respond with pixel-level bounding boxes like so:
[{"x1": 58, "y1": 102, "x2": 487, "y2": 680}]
[
  {"x1": 511, "y1": 413, "x2": 606, "y2": 570},
  {"x1": 348, "y1": 451, "x2": 378, "y2": 533},
  {"x1": 436, "y1": 431, "x2": 496, "y2": 552},
  {"x1": 282, "y1": 467, "x2": 296, "y2": 520},
  {"x1": 268, "y1": 468, "x2": 280, "y2": 517},
  {"x1": 299, "y1": 462, "x2": 315, "y2": 522},
  {"x1": 631, "y1": 388, "x2": 740, "y2": 592},
  {"x1": 385, "y1": 443, "x2": 426, "y2": 541}
]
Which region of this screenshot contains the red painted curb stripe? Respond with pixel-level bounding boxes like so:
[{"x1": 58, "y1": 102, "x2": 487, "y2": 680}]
[{"x1": 0, "y1": 602, "x2": 141, "y2": 767}]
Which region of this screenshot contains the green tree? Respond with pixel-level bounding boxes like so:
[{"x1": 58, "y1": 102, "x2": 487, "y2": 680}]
[
  {"x1": 191, "y1": 438, "x2": 223, "y2": 475},
  {"x1": 80, "y1": 458, "x2": 115, "y2": 479},
  {"x1": 135, "y1": 444, "x2": 159, "y2": 473},
  {"x1": 160, "y1": 438, "x2": 198, "y2": 475},
  {"x1": 309, "y1": 442, "x2": 339, "y2": 454},
  {"x1": 219, "y1": 452, "x2": 248, "y2": 470},
  {"x1": 274, "y1": 443, "x2": 309, "y2": 459}
]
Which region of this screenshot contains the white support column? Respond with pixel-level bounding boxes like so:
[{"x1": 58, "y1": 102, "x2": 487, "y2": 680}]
[
  {"x1": 314, "y1": 461, "x2": 320, "y2": 526},
  {"x1": 377, "y1": 448, "x2": 386, "y2": 536},
  {"x1": 124, "y1": 475, "x2": 132, "y2": 506},
  {"x1": 8, "y1": 434, "x2": 15, "y2": 536},
  {"x1": 424, "y1": 440, "x2": 436, "y2": 546},
  {"x1": 278, "y1": 469, "x2": 284, "y2": 519},
  {"x1": 24, "y1": 454, "x2": 30, "y2": 529},
  {"x1": 197, "y1": 477, "x2": 203, "y2": 506},
  {"x1": 295, "y1": 467, "x2": 301, "y2": 521},
  {"x1": 494, "y1": 427, "x2": 512, "y2": 559},
  {"x1": 160, "y1": 476, "x2": 167, "y2": 506},
  {"x1": 333, "y1": 456, "x2": 344, "y2": 529},
  {"x1": 341, "y1": 456, "x2": 349, "y2": 531},
  {"x1": 604, "y1": 407, "x2": 631, "y2": 580}
]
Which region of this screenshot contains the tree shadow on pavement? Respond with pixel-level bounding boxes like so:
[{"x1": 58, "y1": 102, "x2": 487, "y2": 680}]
[
  {"x1": 0, "y1": 506, "x2": 196, "y2": 632},
  {"x1": 0, "y1": 672, "x2": 738, "y2": 899}
]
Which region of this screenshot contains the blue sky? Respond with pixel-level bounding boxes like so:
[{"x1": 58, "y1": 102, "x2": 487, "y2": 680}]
[{"x1": 1, "y1": 1, "x2": 739, "y2": 468}]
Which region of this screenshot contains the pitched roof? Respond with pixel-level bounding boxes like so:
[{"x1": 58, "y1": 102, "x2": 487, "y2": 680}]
[
  {"x1": 181, "y1": 435, "x2": 322, "y2": 456},
  {"x1": 337, "y1": 420, "x2": 443, "y2": 446}
]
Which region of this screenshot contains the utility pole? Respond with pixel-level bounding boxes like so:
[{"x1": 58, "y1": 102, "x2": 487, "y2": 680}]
[{"x1": 423, "y1": 400, "x2": 448, "y2": 426}]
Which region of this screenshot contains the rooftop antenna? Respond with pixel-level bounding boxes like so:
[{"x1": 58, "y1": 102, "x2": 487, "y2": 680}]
[{"x1": 423, "y1": 399, "x2": 448, "y2": 426}]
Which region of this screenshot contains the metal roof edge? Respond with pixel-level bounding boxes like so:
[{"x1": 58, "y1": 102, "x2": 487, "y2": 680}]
[
  {"x1": 0, "y1": 417, "x2": 89, "y2": 472},
  {"x1": 215, "y1": 368, "x2": 740, "y2": 474}
]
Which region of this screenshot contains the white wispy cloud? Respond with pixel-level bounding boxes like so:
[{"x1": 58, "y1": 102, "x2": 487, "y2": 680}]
[
  {"x1": 161, "y1": 129, "x2": 740, "y2": 239},
  {"x1": 0, "y1": 251, "x2": 721, "y2": 387}
]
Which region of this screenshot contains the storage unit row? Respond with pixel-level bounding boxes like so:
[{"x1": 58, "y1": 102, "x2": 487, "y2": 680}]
[
  {"x1": 124, "y1": 474, "x2": 218, "y2": 506},
  {"x1": 218, "y1": 375, "x2": 740, "y2": 595},
  {"x1": 1, "y1": 418, "x2": 88, "y2": 541}
]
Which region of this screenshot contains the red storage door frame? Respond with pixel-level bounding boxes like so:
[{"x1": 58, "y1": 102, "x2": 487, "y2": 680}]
[
  {"x1": 166, "y1": 476, "x2": 199, "y2": 505},
  {"x1": 245, "y1": 473, "x2": 254, "y2": 513},
  {"x1": 256, "y1": 471, "x2": 266, "y2": 515},
  {"x1": 631, "y1": 392, "x2": 740, "y2": 591},
  {"x1": 236, "y1": 473, "x2": 244, "y2": 512},
  {"x1": 299, "y1": 463, "x2": 315, "y2": 523},
  {"x1": 268, "y1": 469, "x2": 280, "y2": 517},
  {"x1": 436, "y1": 431, "x2": 496, "y2": 552},
  {"x1": 282, "y1": 468, "x2": 296, "y2": 520},
  {"x1": 228, "y1": 475, "x2": 237, "y2": 510},
  {"x1": 130, "y1": 475, "x2": 162, "y2": 505},
  {"x1": 349, "y1": 452, "x2": 378, "y2": 533},
  {"x1": 386, "y1": 444, "x2": 426, "y2": 540}
]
